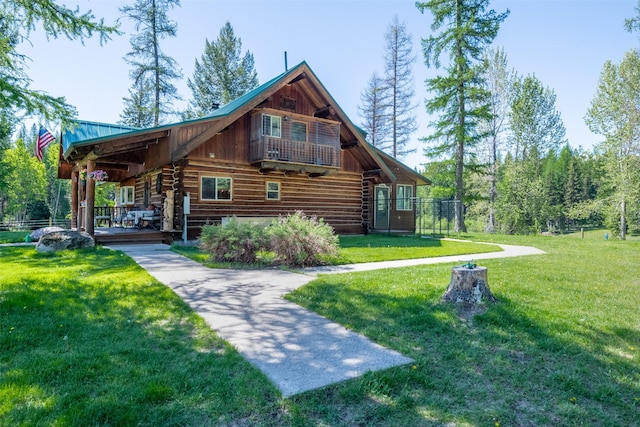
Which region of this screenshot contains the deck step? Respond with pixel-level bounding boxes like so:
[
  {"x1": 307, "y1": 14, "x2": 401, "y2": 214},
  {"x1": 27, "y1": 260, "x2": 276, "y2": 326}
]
[{"x1": 95, "y1": 231, "x2": 169, "y2": 245}]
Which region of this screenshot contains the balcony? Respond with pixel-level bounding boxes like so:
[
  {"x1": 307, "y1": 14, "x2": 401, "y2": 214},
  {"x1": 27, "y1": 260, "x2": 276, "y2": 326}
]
[{"x1": 250, "y1": 110, "x2": 340, "y2": 175}]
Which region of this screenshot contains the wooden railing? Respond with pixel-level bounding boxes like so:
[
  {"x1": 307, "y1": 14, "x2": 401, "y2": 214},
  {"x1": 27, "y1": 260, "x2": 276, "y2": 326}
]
[
  {"x1": 92, "y1": 206, "x2": 161, "y2": 228},
  {"x1": 250, "y1": 136, "x2": 340, "y2": 168}
]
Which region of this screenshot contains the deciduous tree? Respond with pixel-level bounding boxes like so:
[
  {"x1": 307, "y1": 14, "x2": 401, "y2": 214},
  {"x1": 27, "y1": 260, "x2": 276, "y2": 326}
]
[
  {"x1": 477, "y1": 47, "x2": 515, "y2": 232},
  {"x1": 585, "y1": 50, "x2": 640, "y2": 239},
  {"x1": 509, "y1": 74, "x2": 566, "y2": 161}
]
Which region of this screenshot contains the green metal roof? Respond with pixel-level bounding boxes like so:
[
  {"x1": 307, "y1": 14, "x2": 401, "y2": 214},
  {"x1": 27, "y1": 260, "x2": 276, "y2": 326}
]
[
  {"x1": 62, "y1": 121, "x2": 140, "y2": 152},
  {"x1": 62, "y1": 63, "x2": 305, "y2": 151}
]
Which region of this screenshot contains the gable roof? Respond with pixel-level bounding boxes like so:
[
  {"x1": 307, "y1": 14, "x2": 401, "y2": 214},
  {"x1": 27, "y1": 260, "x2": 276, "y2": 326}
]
[{"x1": 59, "y1": 61, "x2": 428, "y2": 186}]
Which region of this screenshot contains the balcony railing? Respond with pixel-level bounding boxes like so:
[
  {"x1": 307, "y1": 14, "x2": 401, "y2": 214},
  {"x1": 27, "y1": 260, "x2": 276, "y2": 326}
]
[
  {"x1": 250, "y1": 137, "x2": 340, "y2": 168},
  {"x1": 250, "y1": 110, "x2": 341, "y2": 169}
]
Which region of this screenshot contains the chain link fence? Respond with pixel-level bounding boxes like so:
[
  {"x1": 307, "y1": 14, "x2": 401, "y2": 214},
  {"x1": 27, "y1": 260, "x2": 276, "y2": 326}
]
[{"x1": 415, "y1": 198, "x2": 462, "y2": 236}]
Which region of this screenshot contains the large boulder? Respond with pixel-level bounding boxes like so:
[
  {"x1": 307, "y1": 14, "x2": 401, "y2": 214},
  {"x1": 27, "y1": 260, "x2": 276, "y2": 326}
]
[
  {"x1": 29, "y1": 226, "x2": 65, "y2": 242},
  {"x1": 36, "y1": 230, "x2": 95, "y2": 253}
]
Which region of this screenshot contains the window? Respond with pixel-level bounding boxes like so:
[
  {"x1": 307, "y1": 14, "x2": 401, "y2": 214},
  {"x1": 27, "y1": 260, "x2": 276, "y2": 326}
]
[
  {"x1": 201, "y1": 176, "x2": 232, "y2": 201},
  {"x1": 262, "y1": 114, "x2": 281, "y2": 138},
  {"x1": 119, "y1": 186, "x2": 134, "y2": 205},
  {"x1": 291, "y1": 122, "x2": 307, "y2": 142},
  {"x1": 396, "y1": 184, "x2": 413, "y2": 210},
  {"x1": 266, "y1": 181, "x2": 280, "y2": 201}
]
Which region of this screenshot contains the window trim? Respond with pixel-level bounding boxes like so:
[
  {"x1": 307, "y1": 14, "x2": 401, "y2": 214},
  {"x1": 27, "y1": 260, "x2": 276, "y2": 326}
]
[
  {"x1": 396, "y1": 184, "x2": 413, "y2": 211},
  {"x1": 119, "y1": 186, "x2": 135, "y2": 205},
  {"x1": 262, "y1": 114, "x2": 282, "y2": 138},
  {"x1": 266, "y1": 181, "x2": 281, "y2": 201},
  {"x1": 200, "y1": 176, "x2": 233, "y2": 202}
]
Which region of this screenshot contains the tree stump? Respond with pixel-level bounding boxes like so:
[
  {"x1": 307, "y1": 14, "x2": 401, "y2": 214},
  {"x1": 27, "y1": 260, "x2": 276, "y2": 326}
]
[{"x1": 442, "y1": 266, "x2": 496, "y2": 305}]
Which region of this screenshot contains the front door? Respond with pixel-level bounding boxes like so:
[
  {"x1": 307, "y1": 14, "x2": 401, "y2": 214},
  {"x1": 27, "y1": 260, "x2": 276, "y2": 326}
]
[{"x1": 374, "y1": 185, "x2": 390, "y2": 230}]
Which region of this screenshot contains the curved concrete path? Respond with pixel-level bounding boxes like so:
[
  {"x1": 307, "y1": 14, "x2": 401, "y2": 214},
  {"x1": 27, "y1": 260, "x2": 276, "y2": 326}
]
[{"x1": 106, "y1": 242, "x2": 544, "y2": 397}]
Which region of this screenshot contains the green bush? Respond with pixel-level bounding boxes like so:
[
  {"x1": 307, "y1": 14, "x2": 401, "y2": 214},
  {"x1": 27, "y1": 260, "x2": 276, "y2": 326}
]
[
  {"x1": 267, "y1": 211, "x2": 338, "y2": 267},
  {"x1": 199, "y1": 219, "x2": 268, "y2": 264}
]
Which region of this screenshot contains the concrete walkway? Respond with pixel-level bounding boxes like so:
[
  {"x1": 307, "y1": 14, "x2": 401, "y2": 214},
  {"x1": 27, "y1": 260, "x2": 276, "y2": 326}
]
[{"x1": 106, "y1": 242, "x2": 544, "y2": 397}]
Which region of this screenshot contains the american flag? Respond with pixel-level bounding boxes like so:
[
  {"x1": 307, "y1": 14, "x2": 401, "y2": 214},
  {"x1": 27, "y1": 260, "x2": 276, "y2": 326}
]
[{"x1": 35, "y1": 128, "x2": 56, "y2": 161}]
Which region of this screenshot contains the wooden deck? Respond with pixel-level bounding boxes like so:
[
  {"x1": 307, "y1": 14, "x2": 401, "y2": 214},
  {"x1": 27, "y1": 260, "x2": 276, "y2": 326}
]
[{"x1": 93, "y1": 227, "x2": 175, "y2": 245}]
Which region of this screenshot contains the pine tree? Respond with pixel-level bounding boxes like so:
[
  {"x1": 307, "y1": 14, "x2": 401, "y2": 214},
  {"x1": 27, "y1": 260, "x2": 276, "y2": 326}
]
[
  {"x1": 120, "y1": 77, "x2": 155, "y2": 127},
  {"x1": 416, "y1": 0, "x2": 509, "y2": 232},
  {"x1": 358, "y1": 72, "x2": 392, "y2": 151},
  {"x1": 0, "y1": 0, "x2": 117, "y2": 123},
  {"x1": 120, "y1": 0, "x2": 182, "y2": 126},
  {"x1": 382, "y1": 15, "x2": 417, "y2": 158},
  {"x1": 184, "y1": 22, "x2": 258, "y2": 119}
]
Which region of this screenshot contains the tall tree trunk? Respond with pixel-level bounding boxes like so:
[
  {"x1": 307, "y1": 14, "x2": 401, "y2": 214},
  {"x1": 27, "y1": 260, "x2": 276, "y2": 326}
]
[
  {"x1": 486, "y1": 134, "x2": 497, "y2": 233},
  {"x1": 620, "y1": 196, "x2": 627, "y2": 240},
  {"x1": 454, "y1": 0, "x2": 467, "y2": 233},
  {"x1": 152, "y1": 0, "x2": 160, "y2": 126}
]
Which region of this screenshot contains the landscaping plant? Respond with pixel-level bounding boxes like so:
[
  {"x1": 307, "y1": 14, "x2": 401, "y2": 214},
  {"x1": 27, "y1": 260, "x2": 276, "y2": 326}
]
[
  {"x1": 199, "y1": 218, "x2": 268, "y2": 263},
  {"x1": 267, "y1": 211, "x2": 339, "y2": 267},
  {"x1": 198, "y1": 212, "x2": 339, "y2": 267}
]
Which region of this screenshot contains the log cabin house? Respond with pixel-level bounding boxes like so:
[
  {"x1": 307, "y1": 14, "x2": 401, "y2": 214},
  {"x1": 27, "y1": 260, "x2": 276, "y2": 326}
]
[{"x1": 58, "y1": 61, "x2": 430, "y2": 243}]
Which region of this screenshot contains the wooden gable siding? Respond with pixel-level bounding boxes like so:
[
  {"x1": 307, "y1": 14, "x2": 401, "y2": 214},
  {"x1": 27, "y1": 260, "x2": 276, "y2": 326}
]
[
  {"x1": 258, "y1": 84, "x2": 319, "y2": 117},
  {"x1": 179, "y1": 159, "x2": 365, "y2": 234},
  {"x1": 189, "y1": 116, "x2": 249, "y2": 163}
]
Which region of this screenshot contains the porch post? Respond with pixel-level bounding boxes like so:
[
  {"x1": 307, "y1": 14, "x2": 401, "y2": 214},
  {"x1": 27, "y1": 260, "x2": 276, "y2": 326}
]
[
  {"x1": 77, "y1": 168, "x2": 84, "y2": 230},
  {"x1": 85, "y1": 159, "x2": 96, "y2": 235},
  {"x1": 71, "y1": 169, "x2": 78, "y2": 230}
]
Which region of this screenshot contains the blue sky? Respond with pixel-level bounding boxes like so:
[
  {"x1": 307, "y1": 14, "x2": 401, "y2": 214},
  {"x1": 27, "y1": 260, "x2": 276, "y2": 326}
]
[{"x1": 21, "y1": 0, "x2": 638, "y2": 169}]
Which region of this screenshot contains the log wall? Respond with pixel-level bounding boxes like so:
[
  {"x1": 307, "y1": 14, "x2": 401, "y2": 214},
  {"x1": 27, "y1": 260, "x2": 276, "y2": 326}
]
[{"x1": 179, "y1": 159, "x2": 366, "y2": 234}]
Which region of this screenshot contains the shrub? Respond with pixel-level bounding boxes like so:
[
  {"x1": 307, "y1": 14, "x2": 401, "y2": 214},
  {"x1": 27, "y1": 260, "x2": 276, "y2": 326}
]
[
  {"x1": 199, "y1": 219, "x2": 267, "y2": 264},
  {"x1": 267, "y1": 211, "x2": 338, "y2": 267}
]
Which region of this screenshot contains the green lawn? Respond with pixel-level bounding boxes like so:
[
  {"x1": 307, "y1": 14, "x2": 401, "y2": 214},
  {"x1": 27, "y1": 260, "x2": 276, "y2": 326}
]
[
  {"x1": 286, "y1": 233, "x2": 640, "y2": 426},
  {"x1": 0, "y1": 247, "x2": 283, "y2": 425},
  {"x1": 0, "y1": 231, "x2": 28, "y2": 244},
  {"x1": 172, "y1": 233, "x2": 502, "y2": 267},
  {"x1": 1, "y1": 234, "x2": 638, "y2": 426}
]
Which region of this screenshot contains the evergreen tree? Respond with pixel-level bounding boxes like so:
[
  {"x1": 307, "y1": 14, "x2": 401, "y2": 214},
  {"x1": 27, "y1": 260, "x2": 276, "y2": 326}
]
[
  {"x1": 585, "y1": 50, "x2": 640, "y2": 239},
  {"x1": 120, "y1": 77, "x2": 155, "y2": 127},
  {"x1": 358, "y1": 72, "x2": 392, "y2": 151},
  {"x1": 416, "y1": 0, "x2": 509, "y2": 232},
  {"x1": 382, "y1": 15, "x2": 417, "y2": 158},
  {"x1": 0, "y1": 0, "x2": 117, "y2": 123},
  {"x1": 184, "y1": 22, "x2": 258, "y2": 119},
  {"x1": 120, "y1": 0, "x2": 182, "y2": 126}
]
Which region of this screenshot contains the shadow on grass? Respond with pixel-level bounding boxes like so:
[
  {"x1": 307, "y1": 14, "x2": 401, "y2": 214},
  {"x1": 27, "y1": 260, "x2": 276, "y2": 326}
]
[
  {"x1": 0, "y1": 247, "x2": 283, "y2": 426},
  {"x1": 286, "y1": 272, "x2": 640, "y2": 426}
]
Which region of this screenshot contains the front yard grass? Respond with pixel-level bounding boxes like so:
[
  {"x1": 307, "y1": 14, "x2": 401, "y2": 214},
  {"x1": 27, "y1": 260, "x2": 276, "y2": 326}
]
[
  {"x1": 0, "y1": 231, "x2": 28, "y2": 244},
  {"x1": 0, "y1": 247, "x2": 284, "y2": 426},
  {"x1": 1, "y1": 233, "x2": 638, "y2": 425},
  {"x1": 285, "y1": 233, "x2": 640, "y2": 426}
]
